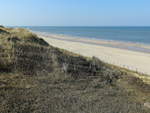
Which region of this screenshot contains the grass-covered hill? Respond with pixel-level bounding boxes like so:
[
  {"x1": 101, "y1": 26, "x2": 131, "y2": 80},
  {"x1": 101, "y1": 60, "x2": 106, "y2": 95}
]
[{"x1": 0, "y1": 26, "x2": 150, "y2": 113}]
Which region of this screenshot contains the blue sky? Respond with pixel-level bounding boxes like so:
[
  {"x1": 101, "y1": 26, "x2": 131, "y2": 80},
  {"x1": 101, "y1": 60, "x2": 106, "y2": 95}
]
[{"x1": 0, "y1": 0, "x2": 150, "y2": 26}]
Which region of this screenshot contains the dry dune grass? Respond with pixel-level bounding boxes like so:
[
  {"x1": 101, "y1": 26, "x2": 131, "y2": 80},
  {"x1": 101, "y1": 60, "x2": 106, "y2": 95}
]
[{"x1": 0, "y1": 26, "x2": 149, "y2": 113}]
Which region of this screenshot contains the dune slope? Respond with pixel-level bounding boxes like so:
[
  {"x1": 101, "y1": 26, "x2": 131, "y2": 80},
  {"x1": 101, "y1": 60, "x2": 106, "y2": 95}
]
[{"x1": 0, "y1": 27, "x2": 149, "y2": 113}]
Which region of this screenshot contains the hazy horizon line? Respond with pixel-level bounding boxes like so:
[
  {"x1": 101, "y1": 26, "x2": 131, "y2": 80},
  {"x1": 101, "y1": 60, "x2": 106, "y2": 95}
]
[{"x1": 7, "y1": 25, "x2": 150, "y2": 27}]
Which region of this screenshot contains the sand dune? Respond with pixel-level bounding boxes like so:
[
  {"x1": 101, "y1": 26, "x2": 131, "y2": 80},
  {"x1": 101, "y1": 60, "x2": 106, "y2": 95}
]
[{"x1": 38, "y1": 33, "x2": 150, "y2": 75}]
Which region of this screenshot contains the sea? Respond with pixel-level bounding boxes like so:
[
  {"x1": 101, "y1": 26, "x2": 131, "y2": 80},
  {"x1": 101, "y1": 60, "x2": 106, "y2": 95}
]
[{"x1": 24, "y1": 26, "x2": 150, "y2": 44}]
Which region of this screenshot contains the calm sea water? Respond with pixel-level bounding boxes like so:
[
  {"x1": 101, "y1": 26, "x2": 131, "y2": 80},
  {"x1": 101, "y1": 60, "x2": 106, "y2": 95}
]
[{"x1": 25, "y1": 26, "x2": 150, "y2": 44}]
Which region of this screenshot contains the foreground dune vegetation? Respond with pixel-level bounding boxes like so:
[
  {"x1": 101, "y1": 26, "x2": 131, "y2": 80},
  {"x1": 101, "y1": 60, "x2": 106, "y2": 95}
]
[{"x1": 0, "y1": 26, "x2": 150, "y2": 113}]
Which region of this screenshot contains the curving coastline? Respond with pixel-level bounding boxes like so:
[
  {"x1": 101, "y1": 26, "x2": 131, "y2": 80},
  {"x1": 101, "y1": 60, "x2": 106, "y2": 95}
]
[{"x1": 37, "y1": 32, "x2": 150, "y2": 75}]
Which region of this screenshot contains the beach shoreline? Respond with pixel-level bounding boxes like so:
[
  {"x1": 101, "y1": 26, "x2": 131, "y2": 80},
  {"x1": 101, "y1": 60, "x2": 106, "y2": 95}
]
[
  {"x1": 33, "y1": 31, "x2": 150, "y2": 54},
  {"x1": 35, "y1": 32, "x2": 150, "y2": 75}
]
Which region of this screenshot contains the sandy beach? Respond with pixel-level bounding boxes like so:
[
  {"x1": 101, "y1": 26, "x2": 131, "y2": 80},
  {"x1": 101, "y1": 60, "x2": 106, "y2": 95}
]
[{"x1": 37, "y1": 33, "x2": 150, "y2": 75}]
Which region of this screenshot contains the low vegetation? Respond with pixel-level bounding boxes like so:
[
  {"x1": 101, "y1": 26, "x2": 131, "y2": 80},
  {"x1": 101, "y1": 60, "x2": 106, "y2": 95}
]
[{"x1": 0, "y1": 26, "x2": 149, "y2": 113}]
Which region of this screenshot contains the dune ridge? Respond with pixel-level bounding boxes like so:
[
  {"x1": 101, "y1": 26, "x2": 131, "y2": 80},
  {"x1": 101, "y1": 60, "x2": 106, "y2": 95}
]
[{"x1": 0, "y1": 26, "x2": 149, "y2": 113}]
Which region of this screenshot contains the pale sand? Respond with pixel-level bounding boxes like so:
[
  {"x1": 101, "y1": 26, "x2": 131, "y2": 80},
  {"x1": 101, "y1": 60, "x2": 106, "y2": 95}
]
[{"x1": 37, "y1": 33, "x2": 150, "y2": 75}]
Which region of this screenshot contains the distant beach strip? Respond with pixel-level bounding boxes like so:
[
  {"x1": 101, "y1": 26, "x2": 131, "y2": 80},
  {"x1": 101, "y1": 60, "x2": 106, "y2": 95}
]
[
  {"x1": 35, "y1": 32, "x2": 150, "y2": 54},
  {"x1": 35, "y1": 32, "x2": 150, "y2": 75}
]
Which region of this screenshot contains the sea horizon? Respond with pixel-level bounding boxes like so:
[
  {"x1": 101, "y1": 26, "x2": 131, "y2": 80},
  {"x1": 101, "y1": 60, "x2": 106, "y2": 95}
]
[{"x1": 21, "y1": 26, "x2": 150, "y2": 45}]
